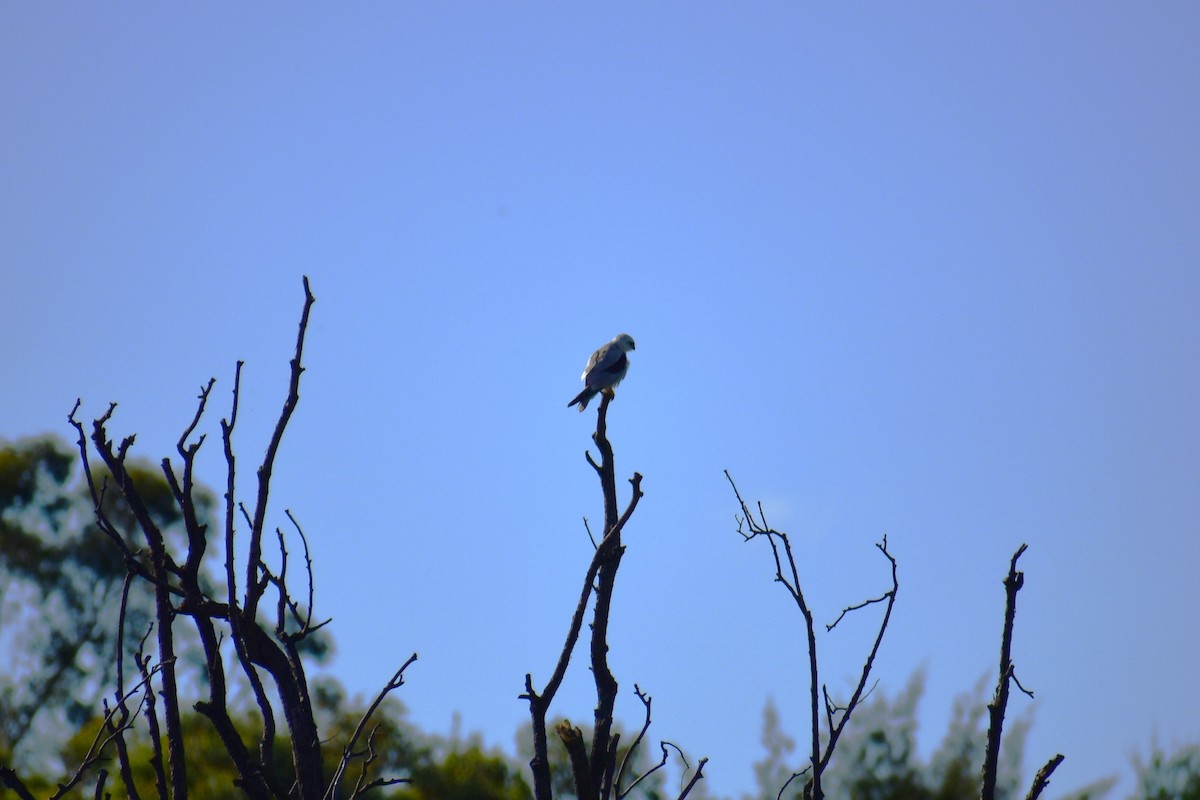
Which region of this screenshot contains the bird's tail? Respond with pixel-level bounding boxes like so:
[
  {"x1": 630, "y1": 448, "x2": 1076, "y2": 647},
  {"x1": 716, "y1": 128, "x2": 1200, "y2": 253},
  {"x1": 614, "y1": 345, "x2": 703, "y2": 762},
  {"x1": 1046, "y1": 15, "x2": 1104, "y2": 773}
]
[{"x1": 568, "y1": 388, "x2": 594, "y2": 411}]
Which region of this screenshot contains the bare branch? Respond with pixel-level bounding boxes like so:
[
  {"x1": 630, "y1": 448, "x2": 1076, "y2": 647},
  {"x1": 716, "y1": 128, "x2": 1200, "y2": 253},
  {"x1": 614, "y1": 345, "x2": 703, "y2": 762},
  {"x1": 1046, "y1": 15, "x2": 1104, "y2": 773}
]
[
  {"x1": 0, "y1": 768, "x2": 37, "y2": 800},
  {"x1": 619, "y1": 740, "x2": 671, "y2": 799},
  {"x1": 86, "y1": 410, "x2": 189, "y2": 799},
  {"x1": 727, "y1": 475, "x2": 899, "y2": 800},
  {"x1": 217, "y1": 358, "x2": 283, "y2": 785},
  {"x1": 1011, "y1": 669, "x2": 1036, "y2": 699},
  {"x1": 221, "y1": 360, "x2": 244, "y2": 613},
  {"x1": 245, "y1": 276, "x2": 315, "y2": 621},
  {"x1": 557, "y1": 720, "x2": 598, "y2": 800},
  {"x1": 109, "y1": 572, "x2": 144, "y2": 800},
  {"x1": 527, "y1": 389, "x2": 667, "y2": 800},
  {"x1": 818, "y1": 537, "x2": 898, "y2": 775},
  {"x1": 826, "y1": 591, "x2": 891, "y2": 632},
  {"x1": 325, "y1": 653, "x2": 419, "y2": 800},
  {"x1": 287, "y1": 509, "x2": 319, "y2": 631},
  {"x1": 1024, "y1": 754, "x2": 1065, "y2": 800},
  {"x1": 614, "y1": 685, "x2": 655, "y2": 795},
  {"x1": 522, "y1": 523, "x2": 624, "y2": 800},
  {"x1": 726, "y1": 471, "x2": 822, "y2": 795},
  {"x1": 91, "y1": 770, "x2": 108, "y2": 800},
  {"x1": 777, "y1": 768, "x2": 809, "y2": 800},
  {"x1": 347, "y1": 725, "x2": 411, "y2": 800},
  {"x1": 677, "y1": 755, "x2": 708, "y2": 800},
  {"x1": 981, "y1": 544, "x2": 1030, "y2": 800},
  {"x1": 45, "y1": 659, "x2": 167, "y2": 800}
]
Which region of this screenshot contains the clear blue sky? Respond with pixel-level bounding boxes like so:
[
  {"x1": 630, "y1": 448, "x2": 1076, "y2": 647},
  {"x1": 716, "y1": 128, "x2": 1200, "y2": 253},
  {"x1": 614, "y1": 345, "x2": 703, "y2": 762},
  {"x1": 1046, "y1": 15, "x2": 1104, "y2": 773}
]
[{"x1": 3, "y1": 4, "x2": 1198, "y2": 798}]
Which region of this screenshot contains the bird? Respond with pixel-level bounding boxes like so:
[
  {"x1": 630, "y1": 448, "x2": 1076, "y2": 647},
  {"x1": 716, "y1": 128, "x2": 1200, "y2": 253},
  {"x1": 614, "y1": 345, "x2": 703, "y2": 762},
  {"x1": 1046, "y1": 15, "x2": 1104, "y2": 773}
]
[{"x1": 568, "y1": 333, "x2": 636, "y2": 411}]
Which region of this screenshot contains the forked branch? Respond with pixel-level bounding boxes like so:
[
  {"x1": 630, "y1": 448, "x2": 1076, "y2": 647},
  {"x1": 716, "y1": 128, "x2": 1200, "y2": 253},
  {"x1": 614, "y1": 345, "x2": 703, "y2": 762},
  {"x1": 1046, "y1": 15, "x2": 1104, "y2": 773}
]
[
  {"x1": 726, "y1": 471, "x2": 897, "y2": 800},
  {"x1": 524, "y1": 390, "x2": 682, "y2": 800}
]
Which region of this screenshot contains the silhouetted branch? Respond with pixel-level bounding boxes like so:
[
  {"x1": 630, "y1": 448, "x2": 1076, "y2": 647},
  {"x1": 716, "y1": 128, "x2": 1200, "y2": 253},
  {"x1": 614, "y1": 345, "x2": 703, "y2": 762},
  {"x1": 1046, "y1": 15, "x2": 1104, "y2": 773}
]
[
  {"x1": 0, "y1": 767, "x2": 37, "y2": 800},
  {"x1": 556, "y1": 720, "x2": 597, "y2": 800},
  {"x1": 614, "y1": 685, "x2": 655, "y2": 795},
  {"x1": 620, "y1": 739, "x2": 687, "y2": 800},
  {"x1": 727, "y1": 471, "x2": 824, "y2": 796},
  {"x1": 109, "y1": 573, "x2": 143, "y2": 800},
  {"x1": 726, "y1": 472, "x2": 898, "y2": 800},
  {"x1": 677, "y1": 755, "x2": 708, "y2": 800},
  {"x1": 91, "y1": 770, "x2": 108, "y2": 800},
  {"x1": 37, "y1": 659, "x2": 166, "y2": 800},
  {"x1": 1011, "y1": 670, "x2": 1036, "y2": 699},
  {"x1": 326, "y1": 653, "x2": 419, "y2": 800},
  {"x1": 522, "y1": 519, "x2": 625, "y2": 799},
  {"x1": 777, "y1": 768, "x2": 809, "y2": 800},
  {"x1": 819, "y1": 537, "x2": 897, "y2": 775},
  {"x1": 1024, "y1": 753, "x2": 1065, "y2": 800},
  {"x1": 245, "y1": 276, "x2": 315, "y2": 622},
  {"x1": 526, "y1": 387, "x2": 686, "y2": 800},
  {"x1": 56, "y1": 278, "x2": 420, "y2": 800},
  {"x1": 348, "y1": 725, "x2": 411, "y2": 799},
  {"x1": 981, "y1": 543, "x2": 1029, "y2": 800}
]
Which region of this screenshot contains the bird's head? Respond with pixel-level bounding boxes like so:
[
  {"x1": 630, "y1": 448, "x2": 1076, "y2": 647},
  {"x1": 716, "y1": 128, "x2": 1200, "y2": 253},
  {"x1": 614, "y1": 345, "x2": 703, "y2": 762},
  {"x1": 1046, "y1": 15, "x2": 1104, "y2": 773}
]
[{"x1": 613, "y1": 333, "x2": 636, "y2": 352}]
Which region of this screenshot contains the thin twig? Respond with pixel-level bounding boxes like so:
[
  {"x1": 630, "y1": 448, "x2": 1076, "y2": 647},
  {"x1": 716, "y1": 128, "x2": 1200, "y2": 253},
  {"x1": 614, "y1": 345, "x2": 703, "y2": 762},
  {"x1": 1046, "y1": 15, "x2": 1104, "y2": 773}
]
[
  {"x1": 614, "y1": 685, "x2": 656, "y2": 796},
  {"x1": 325, "y1": 653, "x2": 419, "y2": 800}
]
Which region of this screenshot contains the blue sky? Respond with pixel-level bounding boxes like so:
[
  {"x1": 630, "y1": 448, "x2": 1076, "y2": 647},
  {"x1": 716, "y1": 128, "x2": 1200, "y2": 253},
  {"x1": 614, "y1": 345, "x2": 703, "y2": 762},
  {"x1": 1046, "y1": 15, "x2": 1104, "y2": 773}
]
[{"x1": 3, "y1": 4, "x2": 1198, "y2": 797}]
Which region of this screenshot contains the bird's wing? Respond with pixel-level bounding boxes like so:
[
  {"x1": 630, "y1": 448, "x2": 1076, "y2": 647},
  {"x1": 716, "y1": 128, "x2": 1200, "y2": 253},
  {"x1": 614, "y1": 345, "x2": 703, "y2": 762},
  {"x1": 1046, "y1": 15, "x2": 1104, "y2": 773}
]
[
  {"x1": 582, "y1": 342, "x2": 615, "y2": 378},
  {"x1": 584, "y1": 346, "x2": 628, "y2": 388}
]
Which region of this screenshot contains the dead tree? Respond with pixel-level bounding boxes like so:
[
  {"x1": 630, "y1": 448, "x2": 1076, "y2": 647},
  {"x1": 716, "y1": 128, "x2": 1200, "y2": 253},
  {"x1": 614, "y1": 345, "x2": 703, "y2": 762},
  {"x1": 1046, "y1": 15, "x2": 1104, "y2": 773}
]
[
  {"x1": 2, "y1": 277, "x2": 417, "y2": 800},
  {"x1": 522, "y1": 392, "x2": 706, "y2": 800},
  {"x1": 726, "y1": 472, "x2": 899, "y2": 800},
  {"x1": 980, "y1": 544, "x2": 1063, "y2": 800}
]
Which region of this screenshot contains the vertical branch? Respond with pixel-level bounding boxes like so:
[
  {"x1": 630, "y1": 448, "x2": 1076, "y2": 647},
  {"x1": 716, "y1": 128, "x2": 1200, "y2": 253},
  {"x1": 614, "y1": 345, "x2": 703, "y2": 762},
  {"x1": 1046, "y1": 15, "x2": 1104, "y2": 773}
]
[
  {"x1": 221, "y1": 362, "x2": 281, "y2": 782},
  {"x1": 588, "y1": 393, "x2": 624, "y2": 798},
  {"x1": 228, "y1": 277, "x2": 324, "y2": 800},
  {"x1": 109, "y1": 573, "x2": 143, "y2": 800},
  {"x1": 726, "y1": 473, "x2": 823, "y2": 796},
  {"x1": 524, "y1": 390, "x2": 644, "y2": 800},
  {"x1": 165, "y1": 378, "x2": 216, "y2": 587},
  {"x1": 981, "y1": 543, "x2": 1028, "y2": 800},
  {"x1": 245, "y1": 276, "x2": 315, "y2": 620}
]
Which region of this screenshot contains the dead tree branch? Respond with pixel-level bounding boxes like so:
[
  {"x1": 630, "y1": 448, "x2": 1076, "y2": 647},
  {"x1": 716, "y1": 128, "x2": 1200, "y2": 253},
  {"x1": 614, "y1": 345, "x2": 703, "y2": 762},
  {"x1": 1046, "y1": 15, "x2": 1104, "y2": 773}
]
[
  {"x1": 614, "y1": 685, "x2": 655, "y2": 795},
  {"x1": 981, "y1": 544, "x2": 1024, "y2": 800},
  {"x1": 325, "y1": 652, "x2": 419, "y2": 800},
  {"x1": 1024, "y1": 753, "x2": 1065, "y2": 800},
  {"x1": 29, "y1": 277, "x2": 416, "y2": 800},
  {"x1": 981, "y1": 543, "x2": 1056, "y2": 800},
  {"x1": 676, "y1": 755, "x2": 708, "y2": 800},
  {"x1": 524, "y1": 389, "x2": 687, "y2": 800},
  {"x1": 726, "y1": 471, "x2": 897, "y2": 800}
]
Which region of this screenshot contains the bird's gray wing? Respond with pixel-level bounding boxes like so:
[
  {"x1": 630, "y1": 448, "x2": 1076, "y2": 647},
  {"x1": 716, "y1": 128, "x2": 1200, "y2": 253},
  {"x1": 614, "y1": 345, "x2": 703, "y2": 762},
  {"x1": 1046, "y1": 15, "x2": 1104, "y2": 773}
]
[
  {"x1": 584, "y1": 345, "x2": 628, "y2": 388},
  {"x1": 582, "y1": 342, "x2": 616, "y2": 375}
]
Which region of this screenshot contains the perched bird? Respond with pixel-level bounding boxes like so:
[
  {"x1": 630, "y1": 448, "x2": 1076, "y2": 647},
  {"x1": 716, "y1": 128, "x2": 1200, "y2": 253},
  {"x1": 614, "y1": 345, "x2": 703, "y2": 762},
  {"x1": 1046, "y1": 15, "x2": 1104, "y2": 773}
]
[{"x1": 568, "y1": 333, "x2": 636, "y2": 411}]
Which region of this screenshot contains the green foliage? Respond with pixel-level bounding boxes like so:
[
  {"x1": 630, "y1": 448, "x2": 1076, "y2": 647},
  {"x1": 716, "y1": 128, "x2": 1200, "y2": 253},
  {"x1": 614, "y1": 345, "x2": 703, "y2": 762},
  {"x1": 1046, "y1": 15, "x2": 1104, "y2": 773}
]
[
  {"x1": 395, "y1": 741, "x2": 532, "y2": 800},
  {"x1": 1131, "y1": 743, "x2": 1200, "y2": 800}
]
